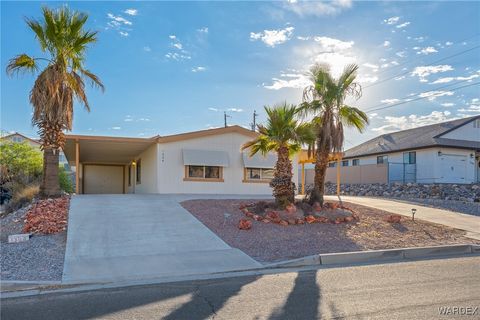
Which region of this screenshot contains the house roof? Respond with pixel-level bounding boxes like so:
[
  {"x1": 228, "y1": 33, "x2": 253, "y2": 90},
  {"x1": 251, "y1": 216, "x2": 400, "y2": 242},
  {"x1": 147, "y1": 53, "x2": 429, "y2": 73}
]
[
  {"x1": 63, "y1": 125, "x2": 258, "y2": 164},
  {"x1": 1, "y1": 132, "x2": 41, "y2": 145},
  {"x1": 343, "y1": 115, "x2": 480, "y2": 159}
]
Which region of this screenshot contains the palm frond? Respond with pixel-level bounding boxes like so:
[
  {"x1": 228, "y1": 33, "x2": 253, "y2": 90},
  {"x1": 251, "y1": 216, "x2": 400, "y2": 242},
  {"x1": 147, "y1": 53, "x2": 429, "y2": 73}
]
[{"x1": 6, "y1": 54, "x2": 39, "y2": 76}]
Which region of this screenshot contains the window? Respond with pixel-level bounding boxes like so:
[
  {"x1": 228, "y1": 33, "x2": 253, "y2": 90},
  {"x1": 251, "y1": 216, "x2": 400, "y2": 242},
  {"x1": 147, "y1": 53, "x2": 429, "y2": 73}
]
[
  {"x1": 342, "y1": 160, "x2": 349, "y2": 167},
  {"x1": 474, "y1": 119, "x2": 480, "y2": 128},
  {"x1": 352, "y1": 159, "x2": 360, "y2": 166},
  {"x1": 403, "y1": 151, "x2": 416, "y2": 164},
  {"x1": 11, "y1": 136, "x2": 22, "y2": 143},
  {"x1": 136, "y1": 159, "x2": 141, "y2": 184},
  {"x1": 128, "y1": 165, "x2": 132, "y2": 186},
  {"x1": 185, "y1": 165, "x2": 223, "y2": 181},
  {"x1": 244, "y1": 168, "x2": 274, "y2": 182},
  {"x1": 328, "y1": 162, "x2": 336, "y2": 168},
  {"x1": 377, "y1": 155, "x2": 388, "y2": 164}
]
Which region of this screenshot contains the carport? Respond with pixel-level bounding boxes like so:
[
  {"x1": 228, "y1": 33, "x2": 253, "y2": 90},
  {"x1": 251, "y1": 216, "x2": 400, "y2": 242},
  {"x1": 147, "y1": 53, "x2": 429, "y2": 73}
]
[{"x1": 63, "y1": 135, "x2": 157, "y2": 194}]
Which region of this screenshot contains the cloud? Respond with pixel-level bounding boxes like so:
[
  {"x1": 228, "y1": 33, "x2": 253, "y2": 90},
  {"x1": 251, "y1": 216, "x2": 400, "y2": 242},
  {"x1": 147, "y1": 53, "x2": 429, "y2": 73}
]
[
  {"x1": 416, "y1": 46, "x2": 438, "y2": 55},
  {"x1": 208, "y1": 108, "x2": 219, "y2": 112},
  {"x1": 111, "y1": 126, "x2": 122, "y2": 130},
  {"x1": 445, "y1": 41, "x2": 453, "y2": 46},
  {"x1": 197, "y1": 27, "x2": 208, "y2": 33},
  {"x1": 411, "y1": 65, "x2": 454, "y2": 82},
  {"x1": 384, "y1": 16, "x2": 400, "y2": 25},
  {"x1": 394, "y1": 75, "x2": 406, "y2": 81},
  {"x1": 363, "y1": 63, "x2": 379, "y2": 71},
  {"x1": 165, "y1": 52, "x2": 191, "y2": 60},
  {"x1": 250, "y1": 26, "x2": 294, "y2": 47},
  {"x1": 143, "y1": 46, "x2": 151, "y2": 52},
  {"x1": 297, "y1": 36, "x2": 310, "y2": 41},
  {"x1": 227, "y1": 108, "x2": 244, "y2": 112},
  {"x1": 169, "y1": 35, "x2": 176, "y2": 39},
  {"x1": 124, "y1": 9, "x2": 138, "y2": 16},
  {"x1": 441, "y1": 103, "x2": 455, "y2": 107},
  {"x1": 372, "y1": 111, "x2": 453, "y2": 134},
  {"x1": 107, "y1": 12, "x2": 134, "y2": 37},
  {"x1": 380, "y1": 98, "x2": 400, "y2": 104},
  {"x1": 313, "y1": 36, "x2": 354, "y2": 50},
  {"x1": 430, "y1": 74, "x2": 479, "y2": 84},
  {"x1": 284, "y1": 0, "x2": 352, "y2": 17},
  {"x1": 263, "y1": 72, "x2": 310, "y2": 90},
  {"x1": 356, "y1": 75, "x2": 378, "y2": 84},
  {"x1": 383, "y1": 40, "x2": 391, "y2": 47},
  {"x1": 107, "y1": 13, "x2": 132, "y2": 25},
  {"x1": 192, "y1": 66, "x2": 206, "y2": 72},
  {"x1": 395, "y1": 51, "x2": 406, "y2": 58},
  {"x1": 119, "y1": 31, "x2": 129, "y2": 37},
  {"x1": 173, "y1": 43, "x2": 183, "y2": 50},
  {"x1": 396, "y1": 22, "x2": 410, "y2": 29},
  {"x1": 166, "y1": 35, "x2": 191, "y2": 60},
  {"x1": 418, "y1": 90, "x2": 454, "y2": 101},
  {"x1": 457, "y1": 98, "x2": 480, "y2": 114}
]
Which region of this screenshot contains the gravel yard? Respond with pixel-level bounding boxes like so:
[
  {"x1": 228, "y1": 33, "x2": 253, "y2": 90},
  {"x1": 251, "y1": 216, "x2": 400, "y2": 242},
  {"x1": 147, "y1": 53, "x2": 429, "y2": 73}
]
[
  {"x1": 0, "y1": 203, "x2": 67, "y2": 281},
  {"x1": 181, "y1": 199, "x2": 479, "y2": 263}
]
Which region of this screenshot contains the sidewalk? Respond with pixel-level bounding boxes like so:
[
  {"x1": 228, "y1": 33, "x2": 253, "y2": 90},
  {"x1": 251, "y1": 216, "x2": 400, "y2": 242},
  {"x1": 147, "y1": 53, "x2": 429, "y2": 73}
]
[{"x1": 325, "y1": 196, "x2": 480, "y2": 240}]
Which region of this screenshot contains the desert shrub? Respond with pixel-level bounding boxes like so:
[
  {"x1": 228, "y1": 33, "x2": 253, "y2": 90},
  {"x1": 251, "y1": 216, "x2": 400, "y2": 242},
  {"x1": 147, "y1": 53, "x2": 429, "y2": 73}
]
[
  {"x1": 7, "y1": 184, "x2": 40, "y2": 212},
  {"x1": 0, "y1": 141, "x2": 42, "y2": 186},
  {"x1": 58, "y1": 167, "x2": 74, "y2": 193}
]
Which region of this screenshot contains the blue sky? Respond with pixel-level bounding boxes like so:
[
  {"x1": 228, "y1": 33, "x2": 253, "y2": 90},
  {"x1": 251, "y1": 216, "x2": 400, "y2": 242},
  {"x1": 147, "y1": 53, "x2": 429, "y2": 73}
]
[{"x1": 1, "y1": 0, "x2": 479, "y2": 149}]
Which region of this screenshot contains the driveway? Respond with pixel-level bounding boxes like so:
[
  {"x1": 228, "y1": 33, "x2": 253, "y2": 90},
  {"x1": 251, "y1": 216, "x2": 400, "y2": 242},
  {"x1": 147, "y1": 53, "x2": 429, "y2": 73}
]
[{"x1": 63, "y1": 194, "x2": 261, "y2": 283}]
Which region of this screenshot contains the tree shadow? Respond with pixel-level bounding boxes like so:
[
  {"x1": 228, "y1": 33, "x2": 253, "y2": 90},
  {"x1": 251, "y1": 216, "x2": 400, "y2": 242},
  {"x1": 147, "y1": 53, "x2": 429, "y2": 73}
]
[
  {"x1": 268, "y1": 270, "x2": 321, "y2": 320},
  {"x1": 392, "y1": 223, "x2": 408, "y2": 233}
]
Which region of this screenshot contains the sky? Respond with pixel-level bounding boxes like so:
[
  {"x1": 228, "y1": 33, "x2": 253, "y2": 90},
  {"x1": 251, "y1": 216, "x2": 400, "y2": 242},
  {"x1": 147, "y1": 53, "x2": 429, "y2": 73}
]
[{"x1": 1, "y1": 0, "x2": 479, "y2": 149}]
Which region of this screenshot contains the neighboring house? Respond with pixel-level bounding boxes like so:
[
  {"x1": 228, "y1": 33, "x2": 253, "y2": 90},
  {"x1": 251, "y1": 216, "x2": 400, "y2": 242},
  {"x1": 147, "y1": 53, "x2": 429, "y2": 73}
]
[
  {"x1": 63, "y1": 126, "x2": 298, "y2": 194},
  {"x1": 1, "y1": 132, "x2": 70, "y2": 169},
  {"x1": 334, "y1": 115, "x2": 480, "y2": 184}
]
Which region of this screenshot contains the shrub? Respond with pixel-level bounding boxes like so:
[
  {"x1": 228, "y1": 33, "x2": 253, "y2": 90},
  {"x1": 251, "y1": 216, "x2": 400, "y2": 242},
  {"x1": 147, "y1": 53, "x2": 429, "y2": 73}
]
[
  {"x1": 58, "y1": 166, "x2": 74, "y2": 193},
  {"x1": 0, "y1": 141, "x2": 42, "y2": 185},
  {"x1": 7, "y1": 184, "x2": 39, "y2": 212}
]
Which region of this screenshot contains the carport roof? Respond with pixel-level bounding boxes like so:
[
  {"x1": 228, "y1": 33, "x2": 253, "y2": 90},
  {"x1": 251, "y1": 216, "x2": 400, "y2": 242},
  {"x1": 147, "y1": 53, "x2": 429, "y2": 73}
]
[{"x1": 64, "y1": 135, "x2": 157, "y2": 165}]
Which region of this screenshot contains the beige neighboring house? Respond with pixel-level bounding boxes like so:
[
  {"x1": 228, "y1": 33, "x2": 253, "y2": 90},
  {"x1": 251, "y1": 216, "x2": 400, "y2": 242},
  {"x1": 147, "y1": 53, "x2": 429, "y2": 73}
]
[
  {"x1": 2, "y1": 132, "x2": 69, "y2": 168},
  {"x1": 63, "y1": 125, "x2": 298, "y2": 195}
]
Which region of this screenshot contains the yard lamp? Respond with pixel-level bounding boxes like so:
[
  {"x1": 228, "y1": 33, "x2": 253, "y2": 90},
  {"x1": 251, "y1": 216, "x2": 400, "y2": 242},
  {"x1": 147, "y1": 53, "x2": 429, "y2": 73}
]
[{"x1": 411, "y1": 208, "x2": 417, "y2": 221}]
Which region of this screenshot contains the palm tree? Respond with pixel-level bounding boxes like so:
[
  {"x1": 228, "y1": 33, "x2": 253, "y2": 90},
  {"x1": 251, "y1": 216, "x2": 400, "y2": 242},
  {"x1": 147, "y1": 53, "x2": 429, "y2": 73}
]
[
  {"x1": 300, "y1": 63, "x2": 369, "y2": 206},
  {"x1": 242, "y1": 103, "x2": 314, "y2": 208},
  {"x1": 6, "y1": 6, "x2": 104, "y2": 197}
]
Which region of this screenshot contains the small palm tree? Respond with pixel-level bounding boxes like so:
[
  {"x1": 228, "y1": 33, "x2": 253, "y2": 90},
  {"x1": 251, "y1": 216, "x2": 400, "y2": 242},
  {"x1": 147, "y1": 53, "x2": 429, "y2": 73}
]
[
  {"x1": 242, "y1": 103, "x2": 314, "y2": 207},
  {"x1": 300, "y1": 63, "x2": 368, "y2": 205},
  {"x1": 6, "y1": 6, "x2": 104, "y2": 197}
]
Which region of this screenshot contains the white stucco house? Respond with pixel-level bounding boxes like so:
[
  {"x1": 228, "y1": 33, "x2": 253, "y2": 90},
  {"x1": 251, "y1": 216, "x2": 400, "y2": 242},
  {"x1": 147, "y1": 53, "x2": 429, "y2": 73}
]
[
  {"x1": 63, "y1": 126, "x2": 298, "y2": 195},
  {"x1": 337, "y1": 115, "x2": 480, "y2": 184}
]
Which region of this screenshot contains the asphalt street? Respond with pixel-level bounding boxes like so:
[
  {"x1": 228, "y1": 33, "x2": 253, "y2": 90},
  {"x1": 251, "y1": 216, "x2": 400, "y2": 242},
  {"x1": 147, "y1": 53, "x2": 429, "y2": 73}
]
[{"x1": 2, "y1": 256, "x2": 480, "y2": 320}]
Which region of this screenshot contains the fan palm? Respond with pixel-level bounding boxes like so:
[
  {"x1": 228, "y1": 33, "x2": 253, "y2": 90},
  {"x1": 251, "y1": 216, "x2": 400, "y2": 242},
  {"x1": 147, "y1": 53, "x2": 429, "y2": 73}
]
[
  {"x1": 300, "y1": 63, "x2": 369, "y2": 205},
  {"x1": 242, "y1": 103, "x2": 314, "y2": 207},
  {"x1": 6, "y1": 6, "x2": 104, "y2": 196}
]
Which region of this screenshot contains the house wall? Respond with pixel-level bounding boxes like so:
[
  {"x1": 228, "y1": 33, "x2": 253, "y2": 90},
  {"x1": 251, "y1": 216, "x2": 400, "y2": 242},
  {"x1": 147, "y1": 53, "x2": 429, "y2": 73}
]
[
  {"x1": 345, "y1": 147, "x2": 476, "y2": 184},
  {"x1": 132, "y1": 143, "x2": 158, "y2": 193},
  {"x1": 441, "y1": 120, "x2": 480, "y2": 142},
  {"x1": 154, "y1": 132, "x2": 298, "y2": 195}
]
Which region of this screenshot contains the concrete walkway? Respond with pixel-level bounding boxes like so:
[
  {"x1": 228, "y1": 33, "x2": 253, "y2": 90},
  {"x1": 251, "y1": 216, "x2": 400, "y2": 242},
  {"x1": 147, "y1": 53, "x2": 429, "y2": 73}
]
[
  {"x1": 63, "y1": 194, "x2": 262, "y2": 284},
  {"x1": 325, "y1": 195, "x2": 480, "y2": 240}
]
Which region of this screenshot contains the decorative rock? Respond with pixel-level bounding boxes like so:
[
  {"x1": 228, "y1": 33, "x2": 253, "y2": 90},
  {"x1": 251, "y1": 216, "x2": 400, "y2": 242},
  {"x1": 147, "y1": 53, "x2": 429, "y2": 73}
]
[
  {"x1": 238, "y1": 219, "x2": 252, "y2": 230},
  {"x1": 279, "y1": 220, "x2": 289, "y2": 226},
  {"x1": 295, "y1": 218, "x2": 305, "y2": 225},
  {"x1": 385, "y1": 214, "x2": 402, "y2": 223},
  {"x1": 285, "y1": 204, "x2": 297, "y2": 214},
  {"x1": 252, "y1": 214, "x2": 263, "y2": 221},
  {"x1": 287, "y1": 218, "x2": 296, "y2": 225},
  {"x1": 305, "y1": 215, "x2": 317, "y2": 224},
  {"x1": 261, "y1": 218, "x2": 270, "y2": 223}
]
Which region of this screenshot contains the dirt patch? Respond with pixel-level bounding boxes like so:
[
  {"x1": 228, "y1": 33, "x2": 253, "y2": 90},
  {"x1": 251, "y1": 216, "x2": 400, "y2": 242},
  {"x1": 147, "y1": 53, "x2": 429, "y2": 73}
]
[{"x1": 181, "y1": 199, "x2": 479, "y2": 263}]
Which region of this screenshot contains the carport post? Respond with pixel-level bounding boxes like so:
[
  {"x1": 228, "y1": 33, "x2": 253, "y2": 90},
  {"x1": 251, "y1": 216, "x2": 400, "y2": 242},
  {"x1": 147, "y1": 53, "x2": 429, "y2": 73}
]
[
  {"x1": 75, "y1": 140, "x2": 79, "y2": 194},
  {"x1": 336, "y1": 155, "x2": 341, "y2": 196}
]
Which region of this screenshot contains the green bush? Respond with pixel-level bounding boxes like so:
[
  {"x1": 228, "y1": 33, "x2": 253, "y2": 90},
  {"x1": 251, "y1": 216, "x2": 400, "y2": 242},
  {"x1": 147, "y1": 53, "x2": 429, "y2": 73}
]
[
  {"x1": 58, "y1": 166, "x2": 74, "y2": 193},
  {"x1": 0, "y1": 141, "x2": 43, "y2": 185}
]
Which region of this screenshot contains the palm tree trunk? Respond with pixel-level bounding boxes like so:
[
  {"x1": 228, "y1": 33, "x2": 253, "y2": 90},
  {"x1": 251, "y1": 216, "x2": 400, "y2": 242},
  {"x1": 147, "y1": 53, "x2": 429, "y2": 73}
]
[
  {"x1": 270, "y1": 145, "x2": 295, "y2": 208},
  {"x1": 309, "y1": 143, "x2": 329, "y2": 206},
  {"x1": 40, "y1": 147, "x2": 60, "y2": 197}
]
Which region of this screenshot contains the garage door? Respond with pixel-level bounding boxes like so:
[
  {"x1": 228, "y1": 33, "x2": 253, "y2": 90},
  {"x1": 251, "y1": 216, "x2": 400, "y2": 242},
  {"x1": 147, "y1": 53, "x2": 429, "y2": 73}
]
[
  {"x1": 440, "y1": 155, "x2": 467, "y2": 183},
  {"x1": 83, "y1": 165, "x2": 124, "y2": 194}
]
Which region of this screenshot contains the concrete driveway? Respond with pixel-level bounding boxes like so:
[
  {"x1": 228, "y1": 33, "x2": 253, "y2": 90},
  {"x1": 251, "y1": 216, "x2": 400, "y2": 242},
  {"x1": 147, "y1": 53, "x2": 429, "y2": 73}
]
[{"x1": 63, "y1": 194, "x2": 261, "y2": 283}]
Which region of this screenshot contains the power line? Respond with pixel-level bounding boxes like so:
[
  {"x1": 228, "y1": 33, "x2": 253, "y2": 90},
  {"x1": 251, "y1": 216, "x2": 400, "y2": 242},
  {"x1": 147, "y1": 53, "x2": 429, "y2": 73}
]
[
  {"x1": 364, "y1": 77, "x2": 480, "y2": 112},
  {"x1": 363, "y1": 43, "x2": 480, "y2": 89},
  {"x1": 365, "y1": 81, "x2": 480, "y2": 113}
]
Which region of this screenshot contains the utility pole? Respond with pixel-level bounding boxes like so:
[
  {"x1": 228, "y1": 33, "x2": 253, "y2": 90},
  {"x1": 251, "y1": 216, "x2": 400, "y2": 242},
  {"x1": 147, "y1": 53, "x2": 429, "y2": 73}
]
[
  {"x1": 250, "y1": 110, "x2": 258, "y2": 131},
  {"x1": 224, "y1": 111, "x2": 231, "y2": 128}
]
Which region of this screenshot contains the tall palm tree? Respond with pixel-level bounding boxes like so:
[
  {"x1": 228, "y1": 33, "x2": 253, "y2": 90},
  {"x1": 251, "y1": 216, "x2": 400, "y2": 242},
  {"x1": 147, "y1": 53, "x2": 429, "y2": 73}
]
[
  {"x1": 242, "y1": 103, "x2": 314, "y2": 208},
  {"x1": 300, "y1": 63, "x2": 368, "y2": 205},
  {"x1": 6, "y1": 6, "x2": 104, "y2": 197}
]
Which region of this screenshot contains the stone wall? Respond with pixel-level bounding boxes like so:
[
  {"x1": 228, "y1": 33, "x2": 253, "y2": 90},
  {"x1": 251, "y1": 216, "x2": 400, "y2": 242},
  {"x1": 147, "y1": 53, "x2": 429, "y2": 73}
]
[{"x1": 310, "y1": 182, "x2": 480, "y2": 203}]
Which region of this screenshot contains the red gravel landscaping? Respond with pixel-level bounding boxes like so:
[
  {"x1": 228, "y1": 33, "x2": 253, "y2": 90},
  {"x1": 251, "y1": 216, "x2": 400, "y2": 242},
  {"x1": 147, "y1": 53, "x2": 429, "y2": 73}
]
[{"x1": 181, "y1": 199, "x2": 479, "y2": 263}]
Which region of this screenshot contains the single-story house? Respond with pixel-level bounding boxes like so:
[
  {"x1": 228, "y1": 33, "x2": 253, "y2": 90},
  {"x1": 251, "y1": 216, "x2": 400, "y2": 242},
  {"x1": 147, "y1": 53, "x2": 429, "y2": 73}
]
[
  {"x1": 63, "y1": 125, "x2": 298, "y2": 194},
  {"x1": 333, "y1": 115, "x2": 480, "y2": 184}
]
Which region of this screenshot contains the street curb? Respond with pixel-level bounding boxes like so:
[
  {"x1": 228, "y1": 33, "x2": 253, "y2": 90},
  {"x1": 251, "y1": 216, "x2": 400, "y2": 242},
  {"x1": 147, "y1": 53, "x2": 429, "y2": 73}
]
[
  {"x1": 1, "y1": 244, "x2": 479, "y2": 299},
  {"x1": 266, "y1": 244, "x2": 480, "y2": 268}
]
